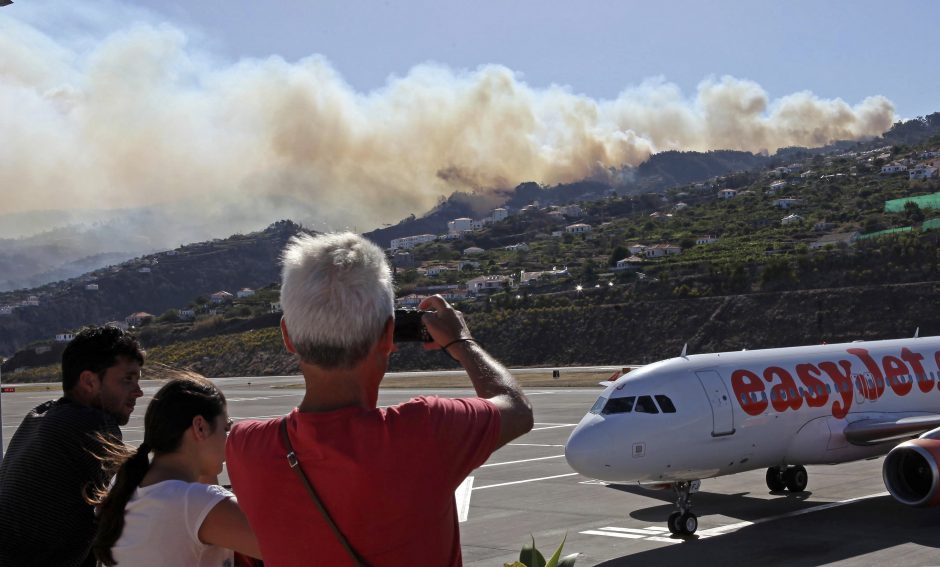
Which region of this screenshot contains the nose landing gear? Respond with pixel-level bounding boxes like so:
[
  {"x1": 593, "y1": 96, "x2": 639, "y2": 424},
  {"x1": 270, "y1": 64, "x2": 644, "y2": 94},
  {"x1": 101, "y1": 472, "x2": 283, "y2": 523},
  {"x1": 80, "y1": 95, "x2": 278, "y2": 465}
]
[
  {"x1": 667, "y1": 480, "x2": 699, "y2": 535},
  {"x1": 766, "y1": 465, "x2": 808, "y2": 492}
]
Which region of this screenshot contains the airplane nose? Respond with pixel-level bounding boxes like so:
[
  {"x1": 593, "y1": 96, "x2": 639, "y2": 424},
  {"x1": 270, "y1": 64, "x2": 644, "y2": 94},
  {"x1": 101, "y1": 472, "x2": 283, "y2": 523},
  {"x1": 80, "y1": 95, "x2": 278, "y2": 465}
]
[{"x1": 565, "y1": 413, "x2": 611, "y2": 480}]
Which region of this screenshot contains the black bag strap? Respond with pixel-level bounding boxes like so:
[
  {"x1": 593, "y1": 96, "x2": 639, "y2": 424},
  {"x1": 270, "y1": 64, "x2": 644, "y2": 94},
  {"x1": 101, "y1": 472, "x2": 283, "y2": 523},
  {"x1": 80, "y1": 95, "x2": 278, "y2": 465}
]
[{"x1": 279, "y1": 417, "x2": 368, "y2": 567}]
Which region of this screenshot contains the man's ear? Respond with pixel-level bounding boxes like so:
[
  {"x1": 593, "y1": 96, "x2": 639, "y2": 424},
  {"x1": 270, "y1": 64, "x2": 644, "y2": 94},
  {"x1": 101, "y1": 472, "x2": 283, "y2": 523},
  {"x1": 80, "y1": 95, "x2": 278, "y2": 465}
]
[
  {"x1": 380, "y1": 316, "x2": 395, "y2": 353},
  {"x1": 77, "y1": 370, "x2": 101, "y2": 396},
  {"x1": 280, "y1": 317, "x2": 297, "y2": 354}
]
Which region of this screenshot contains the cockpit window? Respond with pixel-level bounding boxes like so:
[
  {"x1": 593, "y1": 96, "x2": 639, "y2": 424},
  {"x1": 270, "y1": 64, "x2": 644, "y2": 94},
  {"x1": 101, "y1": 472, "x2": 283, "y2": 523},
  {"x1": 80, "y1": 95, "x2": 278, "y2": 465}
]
[
  {"x1": 634, "y1": 395, "x2": 659, "y2": 414},
  {"x1": 655, "y1": 395, "x2": 676, "y2": 413},
  {"x1": 602, "y1": 396, "x2": 635, "y2": 415},
  {"x1": 589, "y1": 395, "x2": 608, "y2": 414}
]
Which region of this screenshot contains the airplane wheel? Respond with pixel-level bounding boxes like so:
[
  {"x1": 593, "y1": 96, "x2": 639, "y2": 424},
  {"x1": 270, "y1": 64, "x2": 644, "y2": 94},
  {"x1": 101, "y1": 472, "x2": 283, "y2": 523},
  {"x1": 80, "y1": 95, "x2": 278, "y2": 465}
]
[
  {"x1": 667, "y1": 512, "x2": 681, "y2": 534},
  {"x1": 783, "y1": 465, "x2": 808, "y2": 492},
  {"x1": 678, "y1": 512, "x2": 698, "y2": 535},
  {"x1": 766, "y1": 467, "x2": 787, "y2": 491}
]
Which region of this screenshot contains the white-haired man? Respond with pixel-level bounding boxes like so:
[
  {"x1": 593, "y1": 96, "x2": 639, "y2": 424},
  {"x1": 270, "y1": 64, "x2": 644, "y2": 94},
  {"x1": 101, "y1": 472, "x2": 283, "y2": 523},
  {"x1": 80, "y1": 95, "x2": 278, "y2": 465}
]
[{"x1": 226, "y1": 232, "x2": 533, "y2": 566}]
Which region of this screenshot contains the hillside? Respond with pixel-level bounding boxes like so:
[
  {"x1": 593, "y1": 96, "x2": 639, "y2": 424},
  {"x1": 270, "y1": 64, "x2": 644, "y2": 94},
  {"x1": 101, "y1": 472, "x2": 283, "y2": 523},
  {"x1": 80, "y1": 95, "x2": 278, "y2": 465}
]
[
  {"x1": 0, "y1": 220, "x2": 306, "y2": 355},
  {"x1": 3, "y1": 114, "x2": 940, "y2": 367},
  {"x1": 5, "y1": 281, "x2": 937, "y2": 384}
]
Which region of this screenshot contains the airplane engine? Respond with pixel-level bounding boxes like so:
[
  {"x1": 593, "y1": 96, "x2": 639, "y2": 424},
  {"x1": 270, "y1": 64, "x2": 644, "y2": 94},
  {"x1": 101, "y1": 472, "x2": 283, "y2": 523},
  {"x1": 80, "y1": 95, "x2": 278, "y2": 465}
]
[{"x1": 883, "y1": 437, "x2": 940, "y2": 507}]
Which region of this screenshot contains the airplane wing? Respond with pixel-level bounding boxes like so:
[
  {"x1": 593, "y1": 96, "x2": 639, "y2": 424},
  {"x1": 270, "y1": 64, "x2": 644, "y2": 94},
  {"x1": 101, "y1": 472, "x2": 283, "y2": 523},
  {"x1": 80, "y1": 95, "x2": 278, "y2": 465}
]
[{"x1": 844, "y1": 415, "x2": 940, "y2": 446}]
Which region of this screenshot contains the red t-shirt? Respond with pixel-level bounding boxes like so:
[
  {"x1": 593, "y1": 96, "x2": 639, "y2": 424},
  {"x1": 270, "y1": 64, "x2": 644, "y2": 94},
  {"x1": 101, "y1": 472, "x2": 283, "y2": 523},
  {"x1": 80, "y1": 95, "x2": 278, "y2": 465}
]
[{"x1": 226, "y1": 396, "x2": 501, "y2": 567}]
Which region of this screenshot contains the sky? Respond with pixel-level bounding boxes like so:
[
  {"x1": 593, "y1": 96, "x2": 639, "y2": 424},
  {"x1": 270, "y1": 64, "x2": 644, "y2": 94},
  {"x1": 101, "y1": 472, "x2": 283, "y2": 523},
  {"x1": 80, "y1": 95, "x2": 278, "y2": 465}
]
[
  {"x1": 1, "y1": 0, "x2": 937, "y2": 242},
  {"x1": 118, "y1": 0, "x2": 939, "y2": 120}
]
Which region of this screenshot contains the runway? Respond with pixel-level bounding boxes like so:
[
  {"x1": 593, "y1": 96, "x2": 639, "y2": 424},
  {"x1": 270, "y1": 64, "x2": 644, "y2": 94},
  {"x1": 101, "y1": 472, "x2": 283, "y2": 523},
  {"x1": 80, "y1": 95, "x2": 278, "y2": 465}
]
[{"x1": 3, "y1": 376, "x2": 940, "y2": 566}]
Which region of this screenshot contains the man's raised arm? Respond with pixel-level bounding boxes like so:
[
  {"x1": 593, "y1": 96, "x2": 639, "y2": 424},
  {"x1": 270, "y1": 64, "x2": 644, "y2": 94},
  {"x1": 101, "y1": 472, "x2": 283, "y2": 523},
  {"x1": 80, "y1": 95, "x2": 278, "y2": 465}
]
[{"x1": 418, "y1": 295, "x2": 534, "y2": 448}]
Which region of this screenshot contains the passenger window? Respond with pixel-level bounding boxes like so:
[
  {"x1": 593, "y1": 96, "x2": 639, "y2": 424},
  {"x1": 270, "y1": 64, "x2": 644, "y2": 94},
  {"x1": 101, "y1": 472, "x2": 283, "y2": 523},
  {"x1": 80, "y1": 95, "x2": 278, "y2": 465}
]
[
  {"x1": 589, "y1": 395, "x2": 608, "y2": 414},
  {"x1": 655, "y1": 395, "x2": 676, "y2": 413},
  {"x1": 602, "y1": 396, "x2": 635, "y2": 415},
  {"x1": 634, "y1": 395, "x2": 659, "y2": 414}
]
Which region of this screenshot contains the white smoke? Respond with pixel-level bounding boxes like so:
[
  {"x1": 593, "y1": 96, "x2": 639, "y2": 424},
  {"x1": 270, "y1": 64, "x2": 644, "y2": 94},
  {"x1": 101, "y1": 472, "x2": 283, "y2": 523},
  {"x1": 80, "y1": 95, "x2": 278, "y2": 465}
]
[{"x1": 0, "y1": 6, "x2": 896, "y2": 240}]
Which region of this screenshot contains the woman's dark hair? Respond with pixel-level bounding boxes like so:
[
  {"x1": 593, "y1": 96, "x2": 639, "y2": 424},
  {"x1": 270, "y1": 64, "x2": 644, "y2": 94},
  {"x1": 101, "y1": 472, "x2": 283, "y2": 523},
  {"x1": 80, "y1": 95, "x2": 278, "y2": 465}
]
[{"x1": 90, "y1": 376, "x2": 226, "y2": 566}]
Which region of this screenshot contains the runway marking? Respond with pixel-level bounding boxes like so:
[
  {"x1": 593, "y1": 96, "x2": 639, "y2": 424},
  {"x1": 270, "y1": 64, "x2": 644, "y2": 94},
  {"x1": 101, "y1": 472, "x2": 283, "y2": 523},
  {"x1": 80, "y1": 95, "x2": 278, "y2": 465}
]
[
  {"x1": 231, "y1": 414, "x2": 289, "y2": 420},
  {"x1": 227, "y1": 394, "x2": 301, "y2": 402},
  {"x1": 580, "y1": 491, "x2": 890, "y2": 543},
  {"x1": 530, "y1": 423, "x2": 577, "y2": 431},
  {"x1": 473, "y1": 473, "x2": 578, "y2": 490},
  {"x1": 580, "y1": 526, "x2": 679, "y2": 543},
  {"x1": 693, "y1": 490, "x2": 890, "y2": 537},
  {"x1": 481, "y1": 455, "x2": 565, "y2": 467},
  {"x1": 508, "y1": 443, "x2": 566, "y2": 447},
  {"x1": 456, "y1": 476, "x2": 474, "y2": 523}
]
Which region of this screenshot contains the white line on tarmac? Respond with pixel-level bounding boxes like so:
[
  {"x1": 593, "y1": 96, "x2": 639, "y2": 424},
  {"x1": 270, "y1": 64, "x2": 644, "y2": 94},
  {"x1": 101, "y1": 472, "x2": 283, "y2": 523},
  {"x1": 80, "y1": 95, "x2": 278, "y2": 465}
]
[
  {"x1": 508, "y1": 443, "x2": 566, "y2": 447},
  {"x1": 530, "y1": 424, "x2": 577, "y2": 431},
  {"x1": 580, "y1": 530, "x2": 646, "y2": 540},
  {"x1": 600, "y1": 527, "x2": 668, "y2": 535},
  {"x1": 231, "y1": 414, "x2": 288, "y2": 420},
  {"x1": 473, "y1": 473, "x2": 579, "y2": 490},
  {"x1": 481, "y1": 455, "x2": 565, "y2": 467},
  {"x1": 579, "y1": 491, "x2": 891, "y2": 544},
  {"x1": 694, "y1": 491, "x2": 890, "y2": 537}
]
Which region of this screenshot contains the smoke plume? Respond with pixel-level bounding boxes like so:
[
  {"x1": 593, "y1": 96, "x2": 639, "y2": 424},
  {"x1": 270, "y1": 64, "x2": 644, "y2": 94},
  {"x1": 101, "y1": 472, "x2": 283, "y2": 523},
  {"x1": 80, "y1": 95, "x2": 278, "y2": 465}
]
[{"x1": 0, "y1": 8, "x2": 896, "y2": 241}]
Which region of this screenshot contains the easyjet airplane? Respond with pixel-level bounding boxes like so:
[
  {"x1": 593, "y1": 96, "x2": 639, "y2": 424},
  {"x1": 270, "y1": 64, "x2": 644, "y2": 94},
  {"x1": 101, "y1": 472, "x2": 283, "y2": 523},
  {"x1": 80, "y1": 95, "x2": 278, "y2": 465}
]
[{"x1": 564, "y1": 334, "x2": 940, "y2": 535}]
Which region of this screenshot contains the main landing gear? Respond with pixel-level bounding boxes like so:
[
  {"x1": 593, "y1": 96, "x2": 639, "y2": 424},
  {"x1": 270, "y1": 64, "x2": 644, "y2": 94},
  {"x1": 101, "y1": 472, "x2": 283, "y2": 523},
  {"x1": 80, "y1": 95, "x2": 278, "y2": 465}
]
[
  {"x1": 667, "y1": 481, "x2": 699, "y2": 535},
  {"x1": 765, "y1": 465, "x2": 808, "y2": 492}
]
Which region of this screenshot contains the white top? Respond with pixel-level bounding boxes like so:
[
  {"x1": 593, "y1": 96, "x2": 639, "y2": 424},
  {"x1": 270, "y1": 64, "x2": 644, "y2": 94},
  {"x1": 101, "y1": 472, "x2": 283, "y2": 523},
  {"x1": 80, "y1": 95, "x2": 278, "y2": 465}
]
[{"x1": 111, "y1": 480, "x2": 235, "y2": 567}]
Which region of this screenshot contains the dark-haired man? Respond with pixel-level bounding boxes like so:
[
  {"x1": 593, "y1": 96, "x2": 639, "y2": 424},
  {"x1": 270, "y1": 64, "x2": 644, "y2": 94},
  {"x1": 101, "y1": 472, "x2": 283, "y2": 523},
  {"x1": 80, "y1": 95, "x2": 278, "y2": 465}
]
[{"x1": 0, "y1": 326, "x2": 144, "y2": 567}]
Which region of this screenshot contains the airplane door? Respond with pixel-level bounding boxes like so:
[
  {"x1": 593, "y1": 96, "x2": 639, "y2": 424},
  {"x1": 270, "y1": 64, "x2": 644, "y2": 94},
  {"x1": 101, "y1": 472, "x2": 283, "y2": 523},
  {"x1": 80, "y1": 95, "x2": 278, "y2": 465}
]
[{"x1": 696, "y1": 371, "x2": 735, "y2": 436}]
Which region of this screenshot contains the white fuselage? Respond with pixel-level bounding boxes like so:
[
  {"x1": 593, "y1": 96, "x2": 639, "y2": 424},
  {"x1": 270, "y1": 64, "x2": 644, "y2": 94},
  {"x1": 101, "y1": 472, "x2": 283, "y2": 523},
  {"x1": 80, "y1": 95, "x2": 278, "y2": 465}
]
[{"x1": 565, "y1": 336, "x2": 940, "y2": 483}]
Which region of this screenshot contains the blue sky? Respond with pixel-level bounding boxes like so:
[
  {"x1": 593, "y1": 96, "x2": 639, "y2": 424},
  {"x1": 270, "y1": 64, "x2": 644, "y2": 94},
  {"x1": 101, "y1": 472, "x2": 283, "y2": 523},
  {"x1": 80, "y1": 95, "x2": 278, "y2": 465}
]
[{"x1": 87, "y1": 0, "x2": 939, "y2": 119}]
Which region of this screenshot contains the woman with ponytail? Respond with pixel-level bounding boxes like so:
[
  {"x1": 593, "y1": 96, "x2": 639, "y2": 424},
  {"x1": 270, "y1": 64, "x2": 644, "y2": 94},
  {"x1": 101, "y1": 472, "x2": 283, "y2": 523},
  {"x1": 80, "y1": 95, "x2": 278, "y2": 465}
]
[{"x1": 91, "y1": 376, "x2": 261, "y2": 566}]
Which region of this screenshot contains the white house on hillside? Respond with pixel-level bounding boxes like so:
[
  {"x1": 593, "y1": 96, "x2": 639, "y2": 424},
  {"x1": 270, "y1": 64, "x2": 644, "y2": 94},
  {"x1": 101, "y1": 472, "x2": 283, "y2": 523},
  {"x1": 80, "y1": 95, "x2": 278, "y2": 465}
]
[
  {"x1": 210, "y1": 291, "x2": 234, "y2": 304},
  {"x1": 614, "y1": 256, "x2": 646, "y2": 270},
  {"x1": 491, "y1": 208, "x2": 509, "y2": 222},
  {"x1": 910, "y1": 165, "x2": 938, "y2": 180},
  {"x1": 390, "y1": 234, "x2": 437, "y2": 250},
  {"x1": 466, "y1": 275, "x2": 512, "y2": 294},
  {"x1": 881, "y1": 163, "x2": 908, "y2": 175},
  {"x1": 781, "y1": 214, "x2": 803, "y2": 225},
  {"x1": 696, "y1": 235, "x2": 718, "y2": 245},
  {"x1": 125, "y1": 312, "x2": 154, "y2": 327},
  {"x1": 565, "y1": 223, "x2": 592, "y2": 234},
  {"x1": 236, "y1": 288, "x2": 256, "y2": 298},
  {"x1": 766, "y1": 180, "x2": 788, "y2": 195},
  {"x1": 448, "y1": 218, "x2": 474, "y2": 235},
  {"x1": 644, "y1": 244, "x2": 681, "y2": 258},
  {"x1": 55, "y1": 333, "x2": 75, "y2": 342},
  {"x1": 718, "y1": 189, "x2": 737, "y2": 199}
]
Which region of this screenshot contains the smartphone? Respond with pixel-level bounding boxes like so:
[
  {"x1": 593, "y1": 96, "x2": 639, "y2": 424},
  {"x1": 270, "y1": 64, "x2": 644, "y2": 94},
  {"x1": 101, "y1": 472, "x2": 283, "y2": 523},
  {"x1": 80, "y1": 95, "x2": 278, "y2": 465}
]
[{"x1": 393, "y1": 309, "x2": 433, "y2": 342}]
